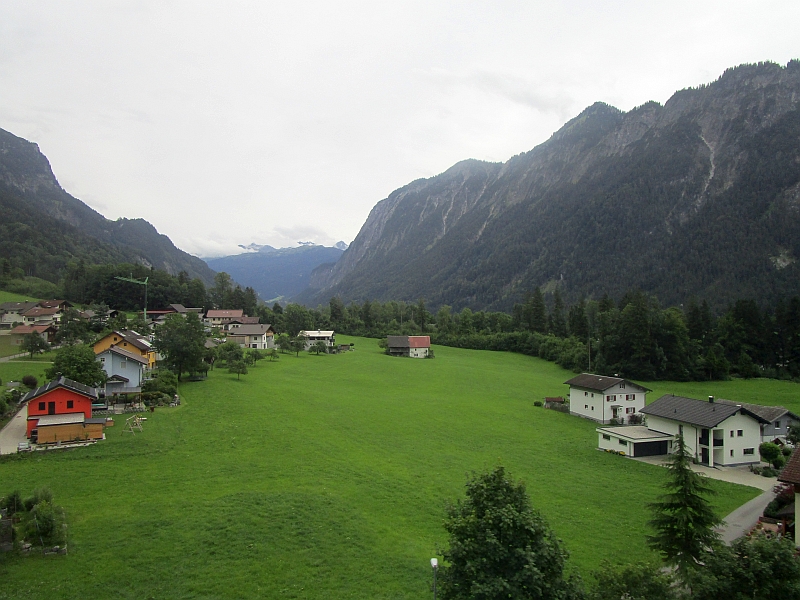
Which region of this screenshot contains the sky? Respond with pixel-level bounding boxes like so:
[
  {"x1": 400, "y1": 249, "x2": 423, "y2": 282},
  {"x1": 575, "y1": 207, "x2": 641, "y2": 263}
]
[{"x1": 1, "y1": 1, "x2": 798, "y2": 259}]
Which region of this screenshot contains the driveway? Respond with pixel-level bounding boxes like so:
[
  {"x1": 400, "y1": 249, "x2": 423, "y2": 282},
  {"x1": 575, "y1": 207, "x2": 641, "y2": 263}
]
[
  {"x1": 0, "y1": 402, "x2": 28, "y2": 455},
  {"x1": 632, "y1": 455, "x2": 778, "y2": 543}
]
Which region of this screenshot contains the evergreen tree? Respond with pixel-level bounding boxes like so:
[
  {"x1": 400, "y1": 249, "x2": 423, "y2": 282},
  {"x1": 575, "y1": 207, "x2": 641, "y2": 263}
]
[
  {"x1": 550, "y1": 288, "x2": 567, "y2": 338},
  {"x1": 647, "y1": 433, "x2": 721, "y2": 577}
]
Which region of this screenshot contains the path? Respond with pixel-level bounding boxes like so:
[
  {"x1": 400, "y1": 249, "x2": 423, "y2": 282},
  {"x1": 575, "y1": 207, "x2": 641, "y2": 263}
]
[
  {"x1": 0, "y1": 402, "x2": 28, "y2": 455},
  {"x1": 633, "y1": 455, "x2": 778, "y2": 543}
]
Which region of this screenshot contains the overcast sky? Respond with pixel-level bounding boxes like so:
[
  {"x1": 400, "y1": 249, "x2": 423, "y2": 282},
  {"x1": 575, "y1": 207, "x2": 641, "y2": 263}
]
[{"x1": 1, "y1": 1, "x2": 797, "y2": 258}]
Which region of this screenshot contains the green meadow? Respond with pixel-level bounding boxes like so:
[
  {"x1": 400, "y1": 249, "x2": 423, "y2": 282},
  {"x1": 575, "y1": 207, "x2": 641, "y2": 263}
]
[{"x1": 0, "y1": 337, "x2": 784, "y2": 599}]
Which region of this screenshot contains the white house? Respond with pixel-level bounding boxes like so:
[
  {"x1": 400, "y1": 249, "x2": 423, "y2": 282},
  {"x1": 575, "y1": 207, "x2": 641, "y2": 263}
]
[
  {"x1": 298, "y1": 330, "x2": 336, "y2": 352},
  {"x1": 227, "y1": 324, "x2": 275, "y2": 350},
  {"x1": 564, "y1": 374, "x2": 650, "y2": 424},
  {"x1": 640, "y1": 394, "x2": 768, "y2": 466},
  {"x1": 204, "y1": 309, "x2": 244, "y2": 328},
  {"x1": 715, "y1": 398, "x2": 800, "y2": 444}
]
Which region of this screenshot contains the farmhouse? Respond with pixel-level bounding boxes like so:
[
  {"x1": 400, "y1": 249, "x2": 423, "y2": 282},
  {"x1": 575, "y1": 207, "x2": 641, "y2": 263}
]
[
  {"x1": 204, "y1": 309, "x2": 244, "y2": 327},
  {"x1": 299, "y1": 330, "x2": 336, "y2": 352},
  {"x1": 226, "y1": 324, "x2": 276, "y2": 350},
  {"x1": 9, "y1": 324, "x2": 57, "y2": 345},
  {"x1": 639, "y1": 394, "x2": 767, "y2": 466},
  {"x1": 386, "y1": 335, "x2": 431, "y2": 358},
  {"x1": 778, "y1": 450, "x2": 800, "y2": 546},
  {"x1": 564, "y1": 373, "x2": 650, "y2": 424},
  {"x1": 21, "y1": 377, "x2": 107, "y2": 444}
]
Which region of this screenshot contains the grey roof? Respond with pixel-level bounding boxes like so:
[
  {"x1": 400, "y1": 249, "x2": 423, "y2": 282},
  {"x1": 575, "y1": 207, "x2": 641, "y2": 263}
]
[
  {"x1": 21, "y1": 376, "x2": 99, "y2": 403},
  {"x1": 564, "y1": 373, "x2": 651, "y2": 392},
  {"x1": 0, "y1": 301, "x2": 38, "y2": 313},
  {"x1": 641, "y1": 394, "x2": 770, "y2": 428},
  {"x1": 387, "y1": 335, "x2": 409, "y2": 348},
  {"x1": 596, "y1": 425, "x2": 675, "y2": 441},
  {"x1": 714, "y1": 398, "x2": 800, "y2": 423},
  {"x1": 228, "y1": 324, "x2": 274, "y2": 335},
  {"x1": 31, "y1": 413, "x2": 85, "y2": 426},
  {"x1": 99, "y1": 345, "x2": 149, "y2": 364}
]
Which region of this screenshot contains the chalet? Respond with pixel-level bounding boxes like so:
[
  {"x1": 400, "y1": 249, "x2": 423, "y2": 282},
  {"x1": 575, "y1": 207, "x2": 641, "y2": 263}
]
[
  {"x1": 564, "y1": 373, "x2": 650, "y2": 424},
  {"x1": 22, "y1": 306, "x2": 61, "y2": 327},
  {"x1": 298, "y1": 330, "x2": 336, "y2": 352},
  {"x1": 226, "y1": 324, "x2": 276, "y2": 350},
  {"x1": 37, "y1": 300, "x2": 73, "y2": 311},
  {"x1": 778, "y1": 450, "x2": 800, "y2": 546},
  {"x1": 224, "y1": 316, "x2": 261, "y2": 331},
  {"x1": 94, "y1": 330, "x2": 156, "y2": 370},
  {"x1": 96, "y1": 345, "x2": 149, "y2": 393},
  {"x1": 21, "y1": 377, "x2": 107, "y2": 444},
  {"x1": 0, "y1": 302, "x2": 38, "y2": 328},
  {"x1": 9, "y1": 324, "x2": 57, "y2": 345},
  {"x1": 204, "y1": 309, "x2": 244, "y2": 327},
  {"x1": 715, "y1": 398, "x2": 800, "y2": 443},
  {"x1": 639, "y1": 394, "x2": 767, "y2": 466},
  {"x1": 386, "y1": 335, "x2": 431, "y2": 358}
]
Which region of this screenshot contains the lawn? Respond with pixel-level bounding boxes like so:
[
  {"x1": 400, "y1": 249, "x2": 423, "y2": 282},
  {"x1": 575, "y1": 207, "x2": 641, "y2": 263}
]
[
  {"x1": 0, "y1": 337, "x2": 769, "y2": 599},
  {"x1": 0, "y1": 291, "x2": 38, "y2": 304}
]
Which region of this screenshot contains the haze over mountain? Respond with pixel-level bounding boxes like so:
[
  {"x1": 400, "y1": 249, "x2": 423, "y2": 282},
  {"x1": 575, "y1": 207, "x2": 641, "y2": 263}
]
[
  {"x1": 205, "y1": 244, "x2": 346, "y2": 302},
  {"x1": 0, "y1": 127, "x2": 217, "y2": 286},
  {"x1": 301, "y1": 61, "x2": 800, "y2": 311}
]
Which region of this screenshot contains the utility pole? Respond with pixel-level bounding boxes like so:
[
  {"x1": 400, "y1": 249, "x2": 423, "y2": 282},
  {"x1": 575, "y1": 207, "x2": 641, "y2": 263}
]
[{"x1": 115, "y1": 274, "x2": 149, "y2": 325}]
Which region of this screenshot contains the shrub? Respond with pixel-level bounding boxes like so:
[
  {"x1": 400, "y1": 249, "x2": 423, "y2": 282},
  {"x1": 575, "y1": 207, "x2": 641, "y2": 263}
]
[
  {"x1": 782, "y1": 446, "x2": 792, "y2": 457},
  {"x1": 1, "y1": 490, "x2": 23, "y2": 515},
  {"x1": 533, "y1": 401, "x2": 543, "y2": 407},
  {"x1": 21, "y1": 375, "x2": 38, "y2": 389}
]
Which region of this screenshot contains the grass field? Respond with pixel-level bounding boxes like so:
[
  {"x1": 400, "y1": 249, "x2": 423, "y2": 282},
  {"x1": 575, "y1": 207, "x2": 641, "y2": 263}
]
[
  {"x1": 0, "y1": 337, "x2": 780, "y2": 599},
  {"x1": 0, "y1": 291, "x2": 38, "y2": 304}
]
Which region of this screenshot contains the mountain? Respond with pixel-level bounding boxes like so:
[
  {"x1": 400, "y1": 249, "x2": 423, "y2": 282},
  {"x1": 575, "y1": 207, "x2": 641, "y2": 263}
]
[
  {"x1": 204, "y1": 244, "x2": 345, "y2": 302},
  {"x1": 301, "y1": 61, "x2": 800, "y2": 311},
  {"x1": 0, "y1": 127, "x2": 216, "y2": 285}
]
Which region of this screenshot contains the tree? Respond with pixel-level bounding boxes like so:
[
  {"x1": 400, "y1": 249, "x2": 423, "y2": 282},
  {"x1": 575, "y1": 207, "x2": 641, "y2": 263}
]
[
  {"x1": 646, "y1": 433, "x2": 721, "y2": 577},
  {"x1": 45, "y1": 344, "x2": 108, "y2": 386},
  {"x1": 153, "y1": 313, "x2": 206, "y2": 381},
  {"x1": 228, "y1": 360, "x2": 248, "y2": 380},
  {"x1": 217, "y1": 341, "x2": 244, "y2": 365},
  {"x1": 440, "y1": 466, "x2": 582, "y2": 600},
  {"x1": 759, "y1": 442, "x2": 783, "y2": 468},
  {"x1": 56, "y1": 308, "x2": 90, "y2": 345},
  {"x1": 210, "y1": 271, "x2": 233, "y2": 309},
  {"x1": 267, "y1": 348, "x2": 279, "y2": 361},
  {"x1": 284, "y1": 303, "x2": 312, "y2": 336},
  {"x1": 276, "y1": 333, "x2": 292, "y2": 353},
  {"x1": 290, "y1": 336, "x2": 307, "y2": 357},
  {"x1": 589, "y1": 561, "x2": 676, "y2": 600},
  {"x1": 310, "y1": 340, "x2": 328, "y2": 355},
  {"x1": 21, "y1": 333, "x2": 49, "y2": 359},
  {"x1": 690, "y1": 532, "x2": 800, "y2": 600}
]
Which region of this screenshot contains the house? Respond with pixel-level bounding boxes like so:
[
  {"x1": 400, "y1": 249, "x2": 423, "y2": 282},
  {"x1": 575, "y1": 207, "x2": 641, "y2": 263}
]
[
  {"x1": 226, "y1": 324, "x2": 276, "y2": 350},
  {"x1": 9, "y1": 324, "x2": 57, "y2": 345},
  {"x1": 21, "y1": 377, "x2": 107, "y2": 444},
  {"x1": 224, "y1": 316, "x2": 261, "y2": 331},
  {"x1": 0, "y1": 302, "x2": 38, "y2": 329},
  {"x1": 21, "y1": 306, "x2": 61, "y2": 327},
  {"x1": 96, "y1": 345, "x2": 149, "y2": 394},
  {"x1": 564, "y1": 373, "x2": 650, "y2": 424},
  {"x1": 37, "y1": 299, "x2": 73, "y2": 311},
  {"x1": 299, "y1": 330, "x2": 336, "y2": 352},
  {"x1": 715, "y1": 398, "x2": 800, "y2": 443},
  {"x1": 93, "y1": 330, "x2": 156, "y2": 369},
  {"x1": 639, "y1": 394, "x2": 768, "y2": 466},
  {"x1": 204, "y1": 309, "x2": 244, "y2": 328},
  {"x1": 386, "y1": 335, "x2": 431, "y2": 358},
  {"x1": 778, "y1": 450, "x2": 800, "y2": 546}
]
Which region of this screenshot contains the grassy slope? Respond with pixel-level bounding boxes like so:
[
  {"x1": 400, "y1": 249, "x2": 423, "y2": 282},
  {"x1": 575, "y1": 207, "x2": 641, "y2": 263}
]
[
  {"x1": 0, "y1": 337, "x2": 768, "y2": 599},
  {"x1": 0, "y1": 291, "x2": 39, "y2": 303},
  {"x1": 0, "y1": 291, "x2": 40, "y2": 357}
]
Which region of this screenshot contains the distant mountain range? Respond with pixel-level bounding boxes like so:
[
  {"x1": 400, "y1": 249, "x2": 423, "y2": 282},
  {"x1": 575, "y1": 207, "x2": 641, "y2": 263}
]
[
  {"x1": 0, "y1": 127, "x2": 217, "y2": 286},
  {"x1": 300, "y1": 61, "x2": 800, "y2": 311},
  {"x1": 204, "y1": 244, "x2": 346, "y2": 302}
]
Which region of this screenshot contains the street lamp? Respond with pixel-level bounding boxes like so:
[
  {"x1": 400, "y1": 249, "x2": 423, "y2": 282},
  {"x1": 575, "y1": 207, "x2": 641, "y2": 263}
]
[{"x1": 430, "y1": 557, "x2": 438, "y2": 600}]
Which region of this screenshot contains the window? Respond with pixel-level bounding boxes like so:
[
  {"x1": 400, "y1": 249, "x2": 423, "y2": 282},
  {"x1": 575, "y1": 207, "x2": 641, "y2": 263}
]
[
  {"x1": 626, "y1": 407, "x2": 635, "y2": 414},
  {"x1": 743, "y1": 448, "x2": 755, "y2": 455},
  {"x1": 67, "y1": 400, "x2": 73, "y2": 409},
  {"x1": 775, "y1": 421, "x2": 782, "y2": 429},
  {"x1": 620, "y1": 382, "x2": 626, "y2": 389},
  {"x1": 585, "y1": 405, "x2": 588, "y2": 409},
  {"x1": 591, "y1": 393, "x2": 594, "y2": 398},
  {"x1": 38, "y1": 402, "x2": 45, "y2": 411},
  {"x1": 100, "y1": 357, "x2": 105, "y2": 363},
  {"x1": 584, "y1": 391, "x2": 587, "y2": 396},
  {"x1": 737, "y1": 430, "x2": 743, "y2": 437},
  {"x1": 120, "y1": 360, "x2": 126, "y2": 369},
  {"x1": 619, "y1": 439, "x2": 627, "y2": 447},
  {"x1": 730, "y1": 430, "x2": 734, "y2": 437},
  {"x1": 602, "y1": 434, "x2": 611, "y2": 441},
  {"x1": 730, "y1": 450, "x2": 734, "y2": 457},
  {"x1": 591, "y1": 406, "x2": 594, "y2": 411}
]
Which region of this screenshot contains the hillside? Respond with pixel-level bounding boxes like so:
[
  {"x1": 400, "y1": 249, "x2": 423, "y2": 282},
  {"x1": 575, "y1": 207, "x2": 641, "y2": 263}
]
[
  {"x1": 0, "y1": 127, "x2": 217, "y2": 285},
  {"x1": 205, "y1": 244, "x2": 344, "y2": 302},
  {"x1": 302, "y1": 61, "x2": 800, "y2": 311}
]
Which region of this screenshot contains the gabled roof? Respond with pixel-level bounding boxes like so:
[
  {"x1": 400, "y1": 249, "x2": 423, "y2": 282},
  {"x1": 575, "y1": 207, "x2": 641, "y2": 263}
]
[
  {"x1": 640, "y1": 394, "x2": 770, "y2": 428},
  {"x1": 227, "y1": 324, "x2": 274, "y2": 336},
  {"x1": 229, "y1": 316, "x2": 260, "y2": 324},
  {"x1": 408, "y1": 336, "x2": 431, "y2": 348},
  {"x1": 299, "y1": 330, "x2": 334, "y2": 337},
  {"x1": 107, "y1": 374, "x2": 130, "y2": 383},
  {"x1": 206, "y1": 309, "x2": 244, "y2": 319},
  {"x1": 10, "y1": 324, "x2": 55, "y2": 335},
  {"x1": 779, "y1": 450, "x2": 800, "y2": 485},
  {"x1": 0, "y1": 301, "x2": 38, "y2": 313},
  {"x1": 564, "y1": 373, "x2": 651, "y2": 392},
  {"x1": 168, "y1": 303, "x2": 188, "y2": 313},
  {"x1": 23, "y1": 306, "x2": 60, "y2": 317},
  {"x1": 98, "y1": 344, "x2": 149, "y2": 364},
  {"x1": 715, "y1": 398, "x2": 800, "y2": 423},
  {"x1": 37, "y1": 300, "x2": 71, "y2": 309},
  {"x1": 21, "y1": 376, "x2": 99, "y2": 403}
]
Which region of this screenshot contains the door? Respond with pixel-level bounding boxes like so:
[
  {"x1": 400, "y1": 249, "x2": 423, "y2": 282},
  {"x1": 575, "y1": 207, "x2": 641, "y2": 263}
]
[
  {"x1": 47, "y1": 401, "x2": 56, "y2": 415},
  {"x1": 701, "y1": 447, "x2": 709, "y2": 465}
]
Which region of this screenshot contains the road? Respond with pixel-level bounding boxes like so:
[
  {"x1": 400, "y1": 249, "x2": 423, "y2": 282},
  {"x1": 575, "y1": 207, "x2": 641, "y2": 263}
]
[{"x1": 0, "y1": 402, "x2": 28, "y2": 455}]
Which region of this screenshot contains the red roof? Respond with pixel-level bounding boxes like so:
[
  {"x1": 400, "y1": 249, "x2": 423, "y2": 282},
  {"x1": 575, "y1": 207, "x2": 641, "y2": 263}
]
[
  {"x1": 10, "y1": 324, "x2": 54, "y2": 335},
  {"x1": 206, "y1": 309, "x2": 244, "y2": 319},
  {"x1": 779, "y1": 450, "x2": 800, "y2": 485},
  {"x1": 23, "y1": 306, "x2": 60, "y2": 317},
  {"x1": 408, "y1": 336, "x2": 430, "y2": 348}
]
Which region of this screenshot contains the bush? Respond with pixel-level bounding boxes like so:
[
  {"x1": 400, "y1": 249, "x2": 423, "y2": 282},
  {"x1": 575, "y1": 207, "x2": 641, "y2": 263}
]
[
  {"x1": 533, "y1": 401, "x2": 543, "y2": 407},
  {"x1": 21, "y1": 375, "x2": 38, "y2": 389},
  {"x1": 783, "y1": 446, "x2": 792, "y2": 457},
  {"x1": 1, "y1": 490, "x2": 23, "y2": 515}
]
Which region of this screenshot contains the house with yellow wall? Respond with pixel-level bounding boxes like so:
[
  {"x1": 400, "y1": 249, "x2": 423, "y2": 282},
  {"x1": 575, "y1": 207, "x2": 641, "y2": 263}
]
[{"x1": 93, "y1": 330, "x2": 156, "y2": 369}]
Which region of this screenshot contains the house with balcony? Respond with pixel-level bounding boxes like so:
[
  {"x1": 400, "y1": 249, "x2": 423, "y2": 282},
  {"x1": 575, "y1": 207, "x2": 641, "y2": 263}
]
[
  {"x1": 639, "y1": 394, "x2": 768, "y2": 466},
  {"x1": 564, "y1": 373, "x2": 650, "y2": 424},
  {"x1": 714, "y1": 398, "x2": 800, "y2": 444},
  {"x1": 226, "y1": 324, "x2": 276, "y2": 350},
  {"x1": 298, "y1": 330, "x2": 336, "y2": 352},
  {"x1": 94, "y1": 330, "x2": 156, "y2": 369},
  {"x1": 96, "y1": 345, "x2": 149, "y2": 394},
  {"x1": 204, "y1": 309, "x2": 245, "y2": 328}
]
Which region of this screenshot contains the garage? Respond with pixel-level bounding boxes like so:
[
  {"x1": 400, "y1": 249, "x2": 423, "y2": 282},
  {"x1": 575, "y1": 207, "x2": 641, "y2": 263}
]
[
  {"x1": 597, "y1": 425, "x2": 673, "y2": 457},
  {"x1": 632, "y1": 440, "x2": 669, "y2": 457}
]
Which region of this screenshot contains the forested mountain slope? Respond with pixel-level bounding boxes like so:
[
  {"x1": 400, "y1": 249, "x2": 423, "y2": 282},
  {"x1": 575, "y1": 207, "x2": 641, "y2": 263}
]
[
  {"x1": 0, "y1": 127, "x2": 216, "y2": 285},
  {"x1": 303, "y1": 61, "x2": 800, "y2": 311}
]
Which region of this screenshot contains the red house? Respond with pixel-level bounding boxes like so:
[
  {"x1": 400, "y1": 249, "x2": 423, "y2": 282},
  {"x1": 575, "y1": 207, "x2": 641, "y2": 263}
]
[{"x1": 22, "y1": 377, "x2": 99, "y2": 441}]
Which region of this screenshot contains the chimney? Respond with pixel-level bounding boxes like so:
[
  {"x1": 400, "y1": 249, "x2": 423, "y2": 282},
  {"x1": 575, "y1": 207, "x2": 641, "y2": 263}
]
[{"x1": 709, "y1": 396, "x2": 714, "y2": 403}]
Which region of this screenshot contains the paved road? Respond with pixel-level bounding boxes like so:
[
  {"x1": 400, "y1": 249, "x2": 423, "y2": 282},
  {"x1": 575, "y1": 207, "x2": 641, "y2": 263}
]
[
  {"x1": 0, "y1": 402, "x2": 28, "y2": 455},
  {"x1": 718, "y1": 489, "x2": 776, "y2": 543}
]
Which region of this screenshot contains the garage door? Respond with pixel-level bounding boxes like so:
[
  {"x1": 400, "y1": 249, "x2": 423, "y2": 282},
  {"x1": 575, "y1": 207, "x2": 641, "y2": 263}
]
[{"x1": 633, "y1": 440, "x2": 668, "y2": 457}]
